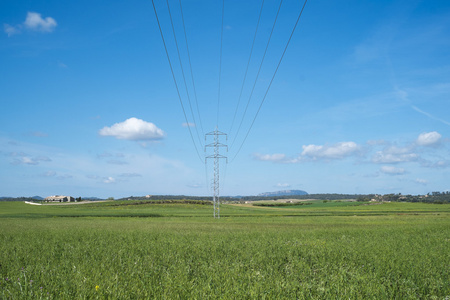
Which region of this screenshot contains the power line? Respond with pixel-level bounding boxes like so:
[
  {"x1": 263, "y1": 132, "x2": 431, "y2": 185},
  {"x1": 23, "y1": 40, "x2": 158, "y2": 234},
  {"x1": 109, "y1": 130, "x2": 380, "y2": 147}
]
[
  {"x1": 151, "y1": 0, "x2": 203, "y2": 162},
  {"x1": 165, "y1": 0, "x2": 203, "y2": 148},
  {"x1": 231, "y1": 0, "x2": 309, "y2": 162},
  {"x1": 228, "y1": 0, "x2": 265, "y2": 135},
  {"x1": 230, "y1": 0, "x2": 284, "y2": 150},
  {"x1": 178, "y1": 0, "x2": 204, "y2": 137},
  {"x1": 217, "y1": 0, "x2": 225, "y2": 128}
]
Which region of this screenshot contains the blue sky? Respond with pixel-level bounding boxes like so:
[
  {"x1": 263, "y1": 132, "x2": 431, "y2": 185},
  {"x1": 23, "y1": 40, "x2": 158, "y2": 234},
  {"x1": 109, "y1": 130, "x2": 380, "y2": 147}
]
[{"x1": 1, "y1": 0, "x2": 449, "y2": 198}]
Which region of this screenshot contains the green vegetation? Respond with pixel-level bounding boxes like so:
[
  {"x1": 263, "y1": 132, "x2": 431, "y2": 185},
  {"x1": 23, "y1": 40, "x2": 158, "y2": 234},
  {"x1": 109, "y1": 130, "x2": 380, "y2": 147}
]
[
  {"x1": 252, "y1": 202, "x2": 312, "y2": 207},
  {"x1": 357, "y1": 192, "x2": 450, "y2": 204},
  {"x1": 4, "y1": 191, "x2": 449, "y2": 203},
  {"x1": 1, "y1": 200, "x2": 448, "y2": 299}
]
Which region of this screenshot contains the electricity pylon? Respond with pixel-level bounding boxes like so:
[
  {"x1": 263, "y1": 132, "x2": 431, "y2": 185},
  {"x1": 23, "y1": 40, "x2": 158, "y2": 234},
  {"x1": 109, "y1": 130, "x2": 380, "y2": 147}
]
[{"x1": 205, "y1": 127, "x2": 227, "y2": 218}]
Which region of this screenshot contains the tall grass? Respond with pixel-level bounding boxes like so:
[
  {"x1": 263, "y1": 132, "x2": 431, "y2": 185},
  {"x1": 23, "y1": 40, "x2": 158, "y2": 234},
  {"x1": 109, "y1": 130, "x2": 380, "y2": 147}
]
[{"x1": 0, "y1": 202, "x2": 448, "y2": 299}]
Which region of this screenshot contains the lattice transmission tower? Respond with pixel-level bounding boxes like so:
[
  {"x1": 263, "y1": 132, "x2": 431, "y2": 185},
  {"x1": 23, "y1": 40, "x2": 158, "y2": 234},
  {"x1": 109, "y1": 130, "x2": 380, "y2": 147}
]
[{"x1": 205, "y1": 128, "x2": 227, "y2": 218}]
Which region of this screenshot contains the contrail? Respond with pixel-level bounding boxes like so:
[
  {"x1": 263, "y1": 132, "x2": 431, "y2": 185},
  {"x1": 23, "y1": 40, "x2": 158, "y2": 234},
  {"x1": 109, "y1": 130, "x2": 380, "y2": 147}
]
[{"x1": 412, "y1": 105, "x2": 450, "y2": 126}]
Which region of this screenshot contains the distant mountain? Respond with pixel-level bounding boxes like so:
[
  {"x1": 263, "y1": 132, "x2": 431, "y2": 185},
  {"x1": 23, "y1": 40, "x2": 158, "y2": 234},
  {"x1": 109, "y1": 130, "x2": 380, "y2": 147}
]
[
  {"x1": 31, "y1": 196, "x2": 44, "y2": 200},
  {"x1": 258, "y1": 190, "x2": 308, "y2": 197}
]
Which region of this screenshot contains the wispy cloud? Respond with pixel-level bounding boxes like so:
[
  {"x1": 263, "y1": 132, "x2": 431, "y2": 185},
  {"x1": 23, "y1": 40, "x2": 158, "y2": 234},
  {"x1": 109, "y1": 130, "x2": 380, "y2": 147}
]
[
  {"x1": 380, "y1": 166, "x2": 405, "y2": 175},
  {"x1": 40, "y1": 171, "x2": 72, "y2": 179},
  {"x1": 119, "y1": 173, "x2": 142, "y2": 178},
  {"x1": 421, "y1": 160, "x2": 450, "y2": 169},
  {"x1": 103, "y1": 177, "x2": 116, "y2": 184},
  {"x1": 253, "y1": 153, "x2": 286, "y2": 162},
  {"x1": 26, "y1": 131, "x2": 48, "y2": 137},
  {"x1": 187, "y1": 183, "x2": 203, "y2": 188},
  {"x1": 275, "y1": 183, "x2": 291, "y2": 188},
  {"x1": 107, "y1": 159, "x2": 128, "y2": 165},
  {"x1": 412, "y1": 106, "x2": 450, "y2": 126},
  {"x1": 10, "y1": 152, "x2": 51, "y2": 165},
  {"x1": 4, "y1": 24, "x2": 20, "y2": 37},
  {"x1": 371, "y1": 146, "x2": 418, "y2": 164},
  {"x1": 415, "y1": 178, "x2": 428, "y2": 185},
  {"x1": 57, "y1": 61, "x2": 68, "y2": 68},
  {"x1": 42, "y1": 171, "x2": 56, "y2": 177}
]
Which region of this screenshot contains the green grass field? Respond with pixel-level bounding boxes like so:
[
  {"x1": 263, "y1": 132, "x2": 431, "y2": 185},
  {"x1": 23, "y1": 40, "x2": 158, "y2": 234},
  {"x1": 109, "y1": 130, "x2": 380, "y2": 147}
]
[{"x1": 1, "y1": 200, "x2": 449, "y2": 299}]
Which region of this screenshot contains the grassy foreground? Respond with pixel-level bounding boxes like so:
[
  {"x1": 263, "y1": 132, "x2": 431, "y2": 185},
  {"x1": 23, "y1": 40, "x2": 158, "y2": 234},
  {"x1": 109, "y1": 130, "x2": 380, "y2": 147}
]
[{"x1": 0, "y1": 201, "x2": 449, "y2": 299}]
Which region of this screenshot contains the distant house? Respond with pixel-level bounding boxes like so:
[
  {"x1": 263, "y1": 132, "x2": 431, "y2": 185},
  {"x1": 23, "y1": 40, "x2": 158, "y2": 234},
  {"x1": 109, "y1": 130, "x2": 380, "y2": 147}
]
[{"x1": 44, "y1": 195, "x2": 74, "y2": 203}]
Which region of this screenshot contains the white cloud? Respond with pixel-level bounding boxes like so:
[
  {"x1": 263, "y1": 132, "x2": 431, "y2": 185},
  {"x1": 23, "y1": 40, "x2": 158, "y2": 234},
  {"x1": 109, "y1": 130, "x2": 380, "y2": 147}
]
[
  {"x1": 103, "y1": 177, "x2": 116, "y2": 184},
  {"x1": 385, "y1": 146, "x2": 411, "y2": 155},
  {"x1": 99, "y1": 117, "x2": 165, "y2": 141},
  {"x1": 24, "y1": 12, "x2": 57, "y2": 32},
  {"x1": 415, "y1": 178, "x2": 428, "y2": 185},
  {"x1": 4, "y1": 24, "x2": 21, "y2": 36},
  {"x1": 253, "y1": 153, "x2": 286, "y2": 162},
  {"x1": 423, "y1": 160, "x2": 450, "y2": 169},
  {"x1": 187, "y1": 183, "x2": 203, "y2": 188},
  {"x1": 276, "y1": 183, "x2": 291, "y2": 188},
  {"x1": 416, "y1": 131, "x2": 441, "y2": 146},
  {"x1": 182, "y1": 122, "x2": 196, "y2": 127},
  {"x1": 380, "y1": 166, "x2": 405, "y2": 175},
  {"x1": 372, "y1": 152, "x2": 418, "y2": 164},
  {"x1": 119, "y1": 173, "x2": 142, "y2": 178},
  {"x1": 301, "y1": 142, "x2": 360, "y2": 160},
  {"x1": 4, "y1": 12, "x2": 57, "y2": 37},
  {"x1": 10, "y1": 152, "x2": 51, "y2": 165},
  {"x1": 40, "y1": 171, "x2": 71, "y2": 179},
  {"x1": 371, "y1": 146, "x2": 418, "y2": 164},
  {"x1": 255, "y1": 142, "x2": 362, "y2": 164}
]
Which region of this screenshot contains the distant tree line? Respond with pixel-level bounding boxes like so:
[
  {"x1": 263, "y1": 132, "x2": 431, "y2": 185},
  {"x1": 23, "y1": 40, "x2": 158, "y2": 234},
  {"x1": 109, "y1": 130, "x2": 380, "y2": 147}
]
[
  {"x1": 110, "y1": 199, "x2": 212, "y2": 206},
  {"x1": 240, "y1": 194, "x2": 363, "y2": 201},
  {"x1": 1, "y1": 192, "x2": 448, "y2": 203},
  {"x1": 117, "y1": 195, "x2": 215, "y2": 201},
  {"x1": 356, "y1": 192, "x2": 450, "y2": 204},
  {"x1": 0, "y1": 197, "x2": 39, "y2": 202},
  {"x1": 252, "y1": 202, "x2": 313, "y2": 207}
]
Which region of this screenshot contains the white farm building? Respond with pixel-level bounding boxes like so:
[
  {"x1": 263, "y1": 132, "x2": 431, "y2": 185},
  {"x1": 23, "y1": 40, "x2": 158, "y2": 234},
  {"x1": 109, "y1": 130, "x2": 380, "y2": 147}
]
[{"x1": 44, "y1": 195, "x2": 74, "y2": 203}]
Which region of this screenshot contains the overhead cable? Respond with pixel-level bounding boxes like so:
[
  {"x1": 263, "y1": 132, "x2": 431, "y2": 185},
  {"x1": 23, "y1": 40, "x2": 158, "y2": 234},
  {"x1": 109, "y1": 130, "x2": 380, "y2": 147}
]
[
  {"x1": 231, "y1": 0, "x2": 309, "y2": 162},
  {"x1": 151, "y1": 0, "x2": 203, "y2": 162},
  {"x1": 217, "y1": 0, "x2": 225, "y2": 128},
  {"x1": 178, "y1": 0, "x2": 204, "y2": 137},
  {"x1": 165, "y1": 0, "x2": 204, "y2": 148},
  {"x1": 230, "y1": 0, "x2": 284, "y2": 150},
  {"x1": 228, "y1": 0, "x2": 265, "y2": 136}
]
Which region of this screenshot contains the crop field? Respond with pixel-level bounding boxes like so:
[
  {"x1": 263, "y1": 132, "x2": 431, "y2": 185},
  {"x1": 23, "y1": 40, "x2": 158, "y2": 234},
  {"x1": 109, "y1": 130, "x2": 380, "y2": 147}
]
[{"x1": 0, "y1": 200, "x2": 449, "y2": 299}]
